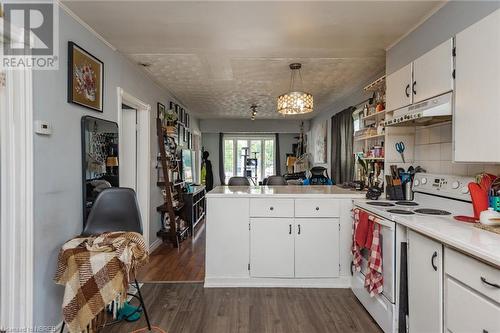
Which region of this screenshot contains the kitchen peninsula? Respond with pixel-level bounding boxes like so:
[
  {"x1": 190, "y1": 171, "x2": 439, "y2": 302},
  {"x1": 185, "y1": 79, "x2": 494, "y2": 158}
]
[{"x1": 204, "y1": 185, "x2": 365, "y2": 288}]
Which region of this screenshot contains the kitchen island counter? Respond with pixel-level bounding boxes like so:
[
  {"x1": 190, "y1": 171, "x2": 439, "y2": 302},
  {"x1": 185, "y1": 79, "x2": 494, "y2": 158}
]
[{"x1": 206, "y1": 185, "x2": 366, "y2": 198}]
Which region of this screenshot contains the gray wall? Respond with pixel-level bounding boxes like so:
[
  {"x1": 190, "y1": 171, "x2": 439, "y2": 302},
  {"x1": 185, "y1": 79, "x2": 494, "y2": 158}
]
[
  {"x1": 200, "y1": 118, "x2": 309, "y2": 133},
  {"x1": 386, "y1": 1, "x2": 500, "y2": 74},
  {"x1": 32, "y1": 9, "x2": 197, "y2": 327},
  {"x1": 201, "y1": 132, "x2": 298, "y2": 186}
]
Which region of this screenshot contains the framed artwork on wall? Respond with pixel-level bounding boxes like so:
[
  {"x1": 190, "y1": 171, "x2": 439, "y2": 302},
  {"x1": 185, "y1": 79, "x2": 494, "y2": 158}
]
[
  {"x1": 180, "y1": 107, "x2": 185, "y2": 125},
  {"x1": 157, "y1": 102, "x2": 165, "y2": 119},
  {"x1": 186, "y1": 113, "x2": 190, "y2": 128},
  {"x1": 67, "y1": 42, "x2": 104, "y2": 112},
  {"x1": 175, "y1": 104, "x2": 180, "y2": 119},
  {"x1": 169, "y1": 101, "x2": 175, "y2": 113}
]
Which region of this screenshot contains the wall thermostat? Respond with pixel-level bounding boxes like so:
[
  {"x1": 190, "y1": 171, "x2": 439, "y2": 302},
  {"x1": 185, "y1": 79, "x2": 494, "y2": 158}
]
[{"x1": 34, "y1": 120, "x2": 52, "y2": 135}]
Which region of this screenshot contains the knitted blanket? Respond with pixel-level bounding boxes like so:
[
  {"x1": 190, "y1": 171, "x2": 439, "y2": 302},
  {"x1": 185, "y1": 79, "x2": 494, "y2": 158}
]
[{"x1": 54, "y1": 231, "x2": 148, "y2": 333}]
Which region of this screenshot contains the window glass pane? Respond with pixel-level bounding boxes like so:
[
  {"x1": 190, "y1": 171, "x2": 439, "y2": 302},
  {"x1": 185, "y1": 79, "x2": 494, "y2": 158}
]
[
  {"x1": 236, "y1": 140, "x2": 248, "y2": 177},
  {"x1": 264, "y1": 140, "x2": 274, "y2": 178},
  {"x1": 249, "y1": 140, "x2": 262, "y2": 182},
  {"x1": 224, "y1": 139, "x2": 234, "y2": 183}
]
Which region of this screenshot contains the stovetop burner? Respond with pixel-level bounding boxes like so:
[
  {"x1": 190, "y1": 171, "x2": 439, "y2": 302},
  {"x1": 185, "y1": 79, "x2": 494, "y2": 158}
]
[
  {"x1": 395, "y1": 201, "x2": 419, "y2": 206},
  {"x1": 366, "y1": 201, "x2": 395, "y2": 207},
  {"x1": 387, "y1": 209, "x2": 415, "y2": 215},
  {"x1": 415, "y1": 208, "x2": 452, "y2": 216}
]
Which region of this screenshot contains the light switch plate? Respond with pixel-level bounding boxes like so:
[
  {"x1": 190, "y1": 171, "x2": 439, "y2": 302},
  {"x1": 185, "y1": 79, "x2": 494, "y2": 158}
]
[{"x1": 34, "y1": 120, "x2": 52, "y2": 135}]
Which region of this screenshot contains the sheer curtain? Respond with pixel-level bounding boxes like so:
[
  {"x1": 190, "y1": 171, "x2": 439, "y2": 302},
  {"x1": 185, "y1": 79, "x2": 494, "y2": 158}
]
[{"x1": 330, "y1": 106, "x2": 355, "y2": 184}]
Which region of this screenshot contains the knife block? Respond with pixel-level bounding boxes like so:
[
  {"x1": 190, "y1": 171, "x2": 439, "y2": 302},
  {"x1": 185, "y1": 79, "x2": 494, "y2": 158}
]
[{"x1": 386, "y1": 184, "x2": 405, "y2": 200}]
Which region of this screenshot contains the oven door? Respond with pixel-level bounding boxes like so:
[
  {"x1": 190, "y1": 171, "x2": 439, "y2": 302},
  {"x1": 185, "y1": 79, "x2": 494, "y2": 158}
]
[{"x1": 357, "y1": 216, "x2": 396, "y2": 304}]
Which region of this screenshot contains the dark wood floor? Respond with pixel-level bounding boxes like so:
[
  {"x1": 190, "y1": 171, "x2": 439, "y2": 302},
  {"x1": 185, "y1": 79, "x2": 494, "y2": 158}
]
[
  {"x1": 137, "y1": 222, "x2": 206, "y2": 282},
  {"x1": 105, "y1": 283, "x2": 382, "y2": 333}
]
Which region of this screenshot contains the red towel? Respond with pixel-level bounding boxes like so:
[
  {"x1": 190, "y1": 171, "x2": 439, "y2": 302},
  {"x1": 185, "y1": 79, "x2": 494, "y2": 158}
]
[
  {"x1": 355, "y1": 210, "x2": 370, "y2": 247},
  {"x1": 365, "y1": 223, "x2": 384, "y2": 297}
]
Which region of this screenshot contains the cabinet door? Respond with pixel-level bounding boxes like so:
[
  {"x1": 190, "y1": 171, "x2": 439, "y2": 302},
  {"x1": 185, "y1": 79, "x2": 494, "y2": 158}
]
[
  {"x1": 250, "y1": 218, "x2": 294, "y2": 278},
  {"x1": 294, "y1": 218, "x2": 339, "y2": 278},
  {"x1": 454, "y1": 9, "x2": 500, "y2": 163},
  {"x1": 386, "y1": 63, "x2": 413, "y2": 111},
  {"x1": 408, "y1": 230, "x2": 443, "y2": 333},
  {"x1": 412, "y1": 39, "x2": 453, "y2": 103}
]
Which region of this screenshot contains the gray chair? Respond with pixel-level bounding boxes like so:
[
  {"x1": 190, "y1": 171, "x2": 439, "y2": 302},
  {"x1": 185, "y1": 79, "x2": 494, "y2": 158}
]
[
  {"x1": 266, "y1": 175, "x2": 288, "y2": 185},
  {"x1": 61, "y1": 187, "x2": 151, "y2": 332},
  {"x1": 228, "y1": 176, "x2": 250, "y2": 186}
]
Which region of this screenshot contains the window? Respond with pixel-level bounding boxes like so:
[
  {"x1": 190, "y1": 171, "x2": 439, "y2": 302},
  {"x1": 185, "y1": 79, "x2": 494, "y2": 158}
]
[{"x1": 223, "y1": 135, "x2": 275, "y2": 184}]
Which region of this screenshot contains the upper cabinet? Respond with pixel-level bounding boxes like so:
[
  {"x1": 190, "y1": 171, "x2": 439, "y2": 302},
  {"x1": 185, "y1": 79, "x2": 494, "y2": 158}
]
[
  {"x1": 386, "y1": 63, "x2": 413, "y2": 111},
  {"x1": 386, "y1": 39, "x2": 453, "y2": 112},
  {"x1": 412, "y1": 39, "x2": 454, "y2": 103},
  {"x1": 454, "y1": 9, "x2": 500, "y2": 163}
]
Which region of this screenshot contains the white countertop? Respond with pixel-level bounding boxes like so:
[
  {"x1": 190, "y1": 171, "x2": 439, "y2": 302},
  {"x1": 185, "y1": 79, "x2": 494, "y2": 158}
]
[
  {"x1": 207, "y1": 185, "x2": 367, "y2": 199},
  {"x1": 354, "y1": 199, "x2": 500, "y2": 268}
]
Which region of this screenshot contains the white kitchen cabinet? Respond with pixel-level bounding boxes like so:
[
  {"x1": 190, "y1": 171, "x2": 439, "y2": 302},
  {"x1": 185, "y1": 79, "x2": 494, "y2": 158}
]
[
  {"x1": 250, "y1": 218, "x2": 294, "y2": 278},
  {"x1": 408, "y1": 230, "x2": 443, "y2": 333},
  {"x1": 294, "y1": 219, "x2": 339, "y2": 278},
  {"x1": 454, "y1": 9, "x2": 500, "y2": 163},
  {"x1": 386, "y1": 63, "x2": 413, "y2": 111},
  {"x1": 412, "y1": 39, "x2": 453, "y2": 103}
]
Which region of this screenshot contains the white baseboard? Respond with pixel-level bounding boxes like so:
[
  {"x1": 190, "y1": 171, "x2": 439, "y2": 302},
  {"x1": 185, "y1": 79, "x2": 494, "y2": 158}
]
[
  {"x1": 149, "y1": 237, "x2": 162, "y2": 253},
  {"x1": 204, "y1": 276, "x2": 351, "y2": 288}
]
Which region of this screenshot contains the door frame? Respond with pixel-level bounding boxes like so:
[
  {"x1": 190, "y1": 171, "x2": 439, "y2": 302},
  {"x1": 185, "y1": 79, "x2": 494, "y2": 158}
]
[
  {"x1": 116, "y1": 88, "x2": 151, "y2": 247},
  {"x1": 0, "y1": 69, "x2": 35, "y2": 328}
]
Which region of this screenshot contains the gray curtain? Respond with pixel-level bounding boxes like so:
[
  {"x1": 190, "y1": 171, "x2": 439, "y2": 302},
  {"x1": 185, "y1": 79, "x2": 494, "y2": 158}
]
[
  {"x1": 218, "y1": 133, "x2": 225, "y2": 185},
  {"x1": 331, "y1": 106, "x2": 355, "y2": 184},
  {"x1": 275, "y1": 133, "x2": 281, "y2": 176}
]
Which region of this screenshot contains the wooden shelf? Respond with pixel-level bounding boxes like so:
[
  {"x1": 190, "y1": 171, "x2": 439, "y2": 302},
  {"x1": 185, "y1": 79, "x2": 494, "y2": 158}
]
[
  {"x1": 354, "y1": 133, "x2": 385, "y2": 141},
  {"x1": 363, "y1": 75, "x2": 386, "y2": 92},
  {"x1": 157, "y1": 181, "x2": 185, "y2": 187},
  {"x1": 156, "y1": 202, "x2": 184, "y2": 213},
  {"x1": 361, "y1": 110, "x2": 387, "y2": 122},
  {"x1": 359, "y1": 157, "x2": 385, "y2": 161}
]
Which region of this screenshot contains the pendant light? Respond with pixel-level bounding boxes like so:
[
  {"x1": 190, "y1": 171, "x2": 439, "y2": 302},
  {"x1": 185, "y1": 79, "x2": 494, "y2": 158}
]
[{"x1": 277, "y1": 63, "x2": 314, "y2": 115}]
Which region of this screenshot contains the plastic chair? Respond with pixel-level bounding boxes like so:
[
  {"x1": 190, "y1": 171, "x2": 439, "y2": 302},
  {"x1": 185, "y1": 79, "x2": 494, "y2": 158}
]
[
  {"x1": 228, "y1": 176, "x2": 251, "y2": 186},
  {"x1": 265, "y1": 175, "x2": 288, "y2": 185}
]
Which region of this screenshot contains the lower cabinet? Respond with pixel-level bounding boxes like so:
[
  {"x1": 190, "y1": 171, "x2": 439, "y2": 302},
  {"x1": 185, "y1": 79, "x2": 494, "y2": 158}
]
[
  {"x1": 408, "y1": 230, "x2": 443, "y2": 333},
  {"x1": 250, "y1": 218, "x2": 339, "y2": 278}
]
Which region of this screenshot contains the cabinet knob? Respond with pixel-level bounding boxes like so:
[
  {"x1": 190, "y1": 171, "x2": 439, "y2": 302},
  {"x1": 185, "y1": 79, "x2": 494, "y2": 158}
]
[
  {"x1": 315, "y1": 207, "x2": 320, "y2": 211},
  {"x1": 269, "y1": 206, "x2": 274, "y2": 211}
]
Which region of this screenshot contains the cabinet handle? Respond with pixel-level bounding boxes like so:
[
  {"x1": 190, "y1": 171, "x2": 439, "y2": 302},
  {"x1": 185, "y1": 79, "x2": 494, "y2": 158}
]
[
  {"x1": 298, "y1": 224, "x2": 301, "y2": 235},
  {"x1": 412, "y1": 81, "x2": 417, "y2": 95},
  {"x1": 315, "y1": 207, "x2": 320, "y2": 211},
  {"x1": 431, "y1": 251, "x2": 438, "y2": 271},
  {"x1": 481, "y1": 277, "x2": 500, "y2": 289},
  {"x1": 289, "y1": 224, "x2": 292, "y2": 234},
  {"x1": 269, "y1": 206, "x2": 274, "y2": 211},
  {"x1": 405, "y1": 84, "x2": 410, "y2": 97}
]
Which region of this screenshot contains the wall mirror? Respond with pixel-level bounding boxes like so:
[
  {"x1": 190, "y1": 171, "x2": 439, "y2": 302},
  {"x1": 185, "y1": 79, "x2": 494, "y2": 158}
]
[{"x1": 81, "y1": 116, "x2": 119, "y2": 223}]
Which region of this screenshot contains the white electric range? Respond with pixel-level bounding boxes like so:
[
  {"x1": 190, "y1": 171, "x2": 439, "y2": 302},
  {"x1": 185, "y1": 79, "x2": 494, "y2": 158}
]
[{"x1": 352, "y1": 173, "x2": 474, "y2": 333}]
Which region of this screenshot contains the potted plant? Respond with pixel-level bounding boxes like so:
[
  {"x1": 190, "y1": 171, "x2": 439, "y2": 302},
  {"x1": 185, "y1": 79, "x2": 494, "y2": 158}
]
[{"x1": 162, "y1": 109, "x2": 178, "y2": 135}]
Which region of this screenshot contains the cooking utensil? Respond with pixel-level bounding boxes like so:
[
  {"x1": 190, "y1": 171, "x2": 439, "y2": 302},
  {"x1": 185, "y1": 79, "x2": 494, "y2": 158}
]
[
  {"x1": 395, "y1": 141, "x2": 405, "y2": 163},
  {"x1": 454, "y1": 215, "x2": 478, "y2": 223},
  {"x1": 469, "y1": 182, "x2": 489, "y2": 219}
]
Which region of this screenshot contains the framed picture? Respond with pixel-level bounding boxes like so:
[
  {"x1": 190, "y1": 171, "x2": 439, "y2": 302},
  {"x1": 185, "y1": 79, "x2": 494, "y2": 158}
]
[
  {"x1": 186, "y1": 113, "x2": 190, "y2": 128},
  {"x1": 183, "y1": 128, "x2": 188, "y2": 143},
  {"x1": 179, "y1": 107, "x2": 185, "y2": 125},
  {"x1": 157, "y1": 102, "x2": 165, "y2": 119},
  {"x1": 68, "y1": 42, "x2": 104, "y2": 112}
]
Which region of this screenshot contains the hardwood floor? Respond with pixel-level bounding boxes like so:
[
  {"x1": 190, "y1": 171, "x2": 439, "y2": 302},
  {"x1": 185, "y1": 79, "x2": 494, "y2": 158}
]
[
  {"x1": 105, "y1": 283, "x2": 382, "y2": 333},
  {"x1": 137, "y1": 221, "x2": 206, "y2": 282}
]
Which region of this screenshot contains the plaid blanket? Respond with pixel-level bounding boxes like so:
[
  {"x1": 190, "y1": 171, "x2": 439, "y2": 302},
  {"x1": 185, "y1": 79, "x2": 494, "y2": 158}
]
[{"x1": 54, "y1": 231, "x2": 148, "y2": 333}]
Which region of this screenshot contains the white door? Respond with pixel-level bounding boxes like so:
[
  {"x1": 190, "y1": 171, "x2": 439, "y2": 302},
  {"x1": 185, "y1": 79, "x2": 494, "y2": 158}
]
[
  {"x1": 294, "y1": 218, "x2": 339, "y2": 278},
  {"x1": 386, "y1": 63, "x2": 413, "y2": 111},
  {"x1": 408, "y1": 230, "x2": 443, "y2": 333},
  {"x1": 412, "y1": 39, "x2": 453, "y2": 103},
  {"x1": 120, "y1": 106, "x2": 137, "y2": 189},
  {"x1": 250, "y1": 218, "x2": 294, "y2": 278},
  {"x1": 454, "y1": 9, "x2": 500, "y2": 163}
]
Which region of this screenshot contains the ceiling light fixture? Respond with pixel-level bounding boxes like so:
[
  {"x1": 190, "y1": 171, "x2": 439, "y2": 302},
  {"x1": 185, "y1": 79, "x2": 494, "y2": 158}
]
[
  {"x1": 250, "y1": 105, "x2": 258, "y2": 121},
  {"x1": 277, "y1": 63, "x2": 313, "y2": 115}
]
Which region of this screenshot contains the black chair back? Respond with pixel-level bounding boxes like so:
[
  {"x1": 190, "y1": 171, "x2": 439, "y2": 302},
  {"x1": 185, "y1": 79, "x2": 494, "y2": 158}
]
[
  {"x1": 228, "y1": 176, "x2": 250, "y2": 186},
  {"x1": 82, "y1": 187, "x2": 143, "y2": 236},
  {"x1": 266, "y1": 175, "x2": 288, "y2": 185}
]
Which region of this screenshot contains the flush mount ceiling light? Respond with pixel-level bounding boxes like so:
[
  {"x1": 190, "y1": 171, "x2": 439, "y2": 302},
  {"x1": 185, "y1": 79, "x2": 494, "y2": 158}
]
[
  {"x1": 250, "y1": 104, "x2": 258, "y2": 121},
  {"x1": 277, "y1": 63, "x2": 314, "y2": 115}
]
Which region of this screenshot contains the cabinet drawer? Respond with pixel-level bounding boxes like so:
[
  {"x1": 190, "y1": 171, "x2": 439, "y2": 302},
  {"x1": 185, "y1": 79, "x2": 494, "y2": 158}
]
[
  {"x1": 445, "y1": 277, "x2": 500, "y2": 333},
  {"x1": 294, "y1": 199, "x2": 339, "y2": 217},
  {"x1": 445, "y1": 248, "x2": 500, "y2": 303},
  {"x1": 249, "y1": 198, "x2": 294, "y2": 217}
]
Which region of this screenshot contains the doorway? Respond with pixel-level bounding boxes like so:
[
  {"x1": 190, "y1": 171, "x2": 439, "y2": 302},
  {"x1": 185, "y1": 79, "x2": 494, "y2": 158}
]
[{"x1": 117, "y1": 88, "x2": 151, "y2": 247}]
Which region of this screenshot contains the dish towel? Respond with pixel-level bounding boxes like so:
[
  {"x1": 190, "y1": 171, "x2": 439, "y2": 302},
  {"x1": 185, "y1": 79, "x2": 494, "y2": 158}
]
[
  {"x1": 352, "y1": 209, "x2": 363, "y2": 272},
  {"x1": 365, "y1": 223, "x2": 384, "y2": 296},
  {"x1": 54, "y1": 231, "x2": 148, "y2": 333}
]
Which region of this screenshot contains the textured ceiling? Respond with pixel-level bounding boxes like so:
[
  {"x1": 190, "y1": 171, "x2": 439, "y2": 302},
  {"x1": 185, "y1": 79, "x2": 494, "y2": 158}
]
[{"x1": 63, "y1": 1, "x2": 444, "y2": 119}]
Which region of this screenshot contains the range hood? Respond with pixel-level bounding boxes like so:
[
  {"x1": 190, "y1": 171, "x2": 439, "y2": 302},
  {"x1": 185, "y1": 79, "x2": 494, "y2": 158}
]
[{"x1": 384, "y1": 92, "x2": 452, "y2": 127}]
